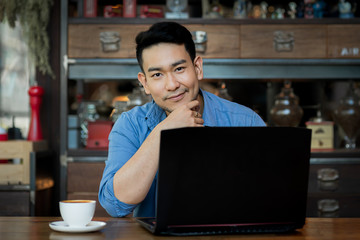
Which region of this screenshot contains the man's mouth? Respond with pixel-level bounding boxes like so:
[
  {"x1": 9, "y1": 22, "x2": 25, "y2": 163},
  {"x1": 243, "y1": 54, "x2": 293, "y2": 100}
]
[
  {"x1": 164, "y1": 89, "x2": 189, "y2": 101},
  {"x1": 166, "y1": 92, "x2": 185, "y2": 101}
]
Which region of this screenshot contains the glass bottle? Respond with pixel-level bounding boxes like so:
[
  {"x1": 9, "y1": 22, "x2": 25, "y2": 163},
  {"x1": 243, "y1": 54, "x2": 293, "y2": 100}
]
[
  {"x1": 233, "y1": 0, "x2": 247, "y2": 19},
  {"x1": 270, "y1": 81, "x2": 303, "y2": 127},
  {"x1": 333, "y1": 82, "x2": 360, "y2": 149},
  {"x1": 78, "y1": 102, "x2": 99, "y2": 147}
]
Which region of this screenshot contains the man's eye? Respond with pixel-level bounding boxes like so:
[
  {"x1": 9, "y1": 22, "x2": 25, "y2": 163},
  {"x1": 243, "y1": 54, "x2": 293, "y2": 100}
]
[
  {"x1": 152, "y1": 73, "x2": 162, "y2": 78},
  {"x1": 175, "y1": 67, "x2": 184, "y2": 72}
]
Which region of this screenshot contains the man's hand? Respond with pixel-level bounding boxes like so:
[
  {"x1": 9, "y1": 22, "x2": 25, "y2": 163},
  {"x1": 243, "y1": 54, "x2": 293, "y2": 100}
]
[{"x1": 158, "y1": 100, "x2": 204, "y2": 130}]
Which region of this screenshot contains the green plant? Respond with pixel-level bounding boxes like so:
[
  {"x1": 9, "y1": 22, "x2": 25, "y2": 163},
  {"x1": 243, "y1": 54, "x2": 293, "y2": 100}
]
[{"x1": 0, "y1": 0, "x2": 54, "y2": 78}]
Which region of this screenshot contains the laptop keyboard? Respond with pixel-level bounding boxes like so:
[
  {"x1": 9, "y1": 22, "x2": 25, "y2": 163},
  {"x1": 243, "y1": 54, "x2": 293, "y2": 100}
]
[{"x1": 165, "y1": 224, "x2": 296, "y2": 236}]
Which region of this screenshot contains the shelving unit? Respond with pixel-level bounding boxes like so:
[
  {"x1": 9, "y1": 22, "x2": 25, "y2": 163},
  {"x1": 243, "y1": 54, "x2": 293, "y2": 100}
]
[
  {"x1": 60, "y1": 0, "x2": 360, "y2": 216},
  {"x1": 0, "y1": 141, "x2": 53, "y2": 216}
]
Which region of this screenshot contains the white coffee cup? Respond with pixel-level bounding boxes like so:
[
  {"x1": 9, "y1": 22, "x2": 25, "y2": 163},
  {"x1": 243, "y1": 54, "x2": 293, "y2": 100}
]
[{"x1": 59, "y1": 200, "x2": 96, "y2": 227}]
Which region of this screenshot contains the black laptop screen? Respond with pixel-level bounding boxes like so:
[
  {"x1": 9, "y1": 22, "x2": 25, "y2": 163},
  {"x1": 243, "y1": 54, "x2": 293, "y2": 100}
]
[{"x1": 156, "y1": 127, "x2": 311, "y2": 228}]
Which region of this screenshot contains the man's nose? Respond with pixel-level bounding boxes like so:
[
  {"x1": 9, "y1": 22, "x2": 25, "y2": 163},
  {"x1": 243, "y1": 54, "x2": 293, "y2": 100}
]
[{"x1": 165, "y1": 73, "x2": 180, "y2": 90}]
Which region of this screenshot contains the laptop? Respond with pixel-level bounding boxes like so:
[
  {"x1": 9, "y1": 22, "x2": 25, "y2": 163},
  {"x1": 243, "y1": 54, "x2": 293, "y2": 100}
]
[{"x1": 136, "y1": 127, "x2": 311, "y2": 236}]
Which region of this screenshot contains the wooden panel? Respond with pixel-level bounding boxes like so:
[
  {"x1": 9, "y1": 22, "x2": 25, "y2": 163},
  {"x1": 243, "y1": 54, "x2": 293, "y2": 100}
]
[
  {"x1": 35, "y1": 188, "x2": 53, "y2": 216},
  {"x1": 0, "y1": 191, "x2": 29, "y2": 216},
  {"x1": 67, "y1": 162, "x2": 108, "y2": 217},
  {"x1": 0, "y1": 140, "x2": 47, "y2": 184},
  {"x1": 307, "y1": 163, "x2": 360, "y2": 218},
  {"x1": 0, "y1": 164, "x2": 24, "y2": 184},
  {"x1": 308, "y1": 164, "x2": 360, "y2": 194},
  {"x1": 67, "y1": 162, "x2": 105, "y2": 192},
  {"x1": 0, "y1": 140, "x2": 47, "y2": 158},
  {"x1": 240, "y1": 24, "x2": 327, "y2": 58},
  {"x1": 307, "y1": 195, "x2": 360, "y2": 217},
  {"x1": 328, "y1": 24, "x2": 360, "y2": 58},
  {"x1": 68, "y1": 24, "x2": 149, "y2": 58},
  {"x1": 68, "y1": 24, "x2": 240, "y2": 59},
  {"x1": 185, "y1": 24, "x2": 240, "y2": 58}
]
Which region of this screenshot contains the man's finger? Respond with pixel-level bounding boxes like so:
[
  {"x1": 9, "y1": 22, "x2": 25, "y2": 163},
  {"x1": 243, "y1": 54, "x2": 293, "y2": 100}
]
[{"x1": 187, "y1": 100, "x2": 200, "y2": 110}]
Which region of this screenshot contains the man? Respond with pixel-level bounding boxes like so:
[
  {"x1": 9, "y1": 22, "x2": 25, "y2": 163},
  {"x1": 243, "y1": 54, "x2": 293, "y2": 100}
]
[{"x1": 99, "y1": 22, "x2": 266, "y2": 218}]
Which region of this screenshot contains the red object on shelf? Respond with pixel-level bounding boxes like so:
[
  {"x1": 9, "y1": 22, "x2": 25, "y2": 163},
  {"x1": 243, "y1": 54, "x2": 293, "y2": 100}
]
[
  {"x1": 86, "y1": 120, "x2": 113, "y2": 149},
  {"x1": 104, "y1": 5, "x2": 123, "y2": 18},
  {"x1": 140, "y1": 5, "x2": 164, "y2": 18},
  {"x1": 27, "y1": 85, "x2": 44, "y2": 141},
  {"x1": 0, "y1": 134, "x2": 7, "y2": 141},
  {"x1": 0, "y1": 127, "x2": 8, "y2": 163}
]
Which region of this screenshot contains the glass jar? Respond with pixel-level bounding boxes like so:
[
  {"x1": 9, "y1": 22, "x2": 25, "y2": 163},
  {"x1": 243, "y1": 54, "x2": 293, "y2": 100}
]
[
  {"x1": 110, "y1": 101, "x2": 128, "y2": 122},
  {"x1": 127, "y1": 84, "x2": 152, "y2": 110},
  {"x1": 333, "y1": 83, "x2": 360, "y2": 149},
  {"x1": 270, "y1": 81, "x2": 303, "y2": 127}
]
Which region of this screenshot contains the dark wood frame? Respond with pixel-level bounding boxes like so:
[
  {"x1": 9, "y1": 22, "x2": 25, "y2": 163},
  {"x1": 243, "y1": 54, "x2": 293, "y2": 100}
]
[{"x1": 36, "y1": 0, "x2": 61, "y2": 215}]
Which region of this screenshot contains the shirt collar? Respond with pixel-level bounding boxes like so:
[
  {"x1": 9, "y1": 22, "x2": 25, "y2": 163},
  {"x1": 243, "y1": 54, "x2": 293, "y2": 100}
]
[
  {"x1": 145, "y1": 100, "x2": 166, "y2": 130},
  {"x1": 201, "y1": 89, "x2": 217, "y2": 126}
]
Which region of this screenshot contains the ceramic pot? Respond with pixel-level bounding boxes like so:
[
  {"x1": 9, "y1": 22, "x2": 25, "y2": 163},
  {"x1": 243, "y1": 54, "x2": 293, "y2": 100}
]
[{"x1": 270, "y1": 81, "x2": 303, "y2": 127}]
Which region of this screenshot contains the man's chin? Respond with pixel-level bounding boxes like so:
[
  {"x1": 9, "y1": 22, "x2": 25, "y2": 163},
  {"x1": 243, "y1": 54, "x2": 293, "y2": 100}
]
[
  {"x1": 162, "y1": 101, "x2": 187, "y2": 115},
  {"x1": 161, "y1": 92, "x2": 198, "y2": 114}
]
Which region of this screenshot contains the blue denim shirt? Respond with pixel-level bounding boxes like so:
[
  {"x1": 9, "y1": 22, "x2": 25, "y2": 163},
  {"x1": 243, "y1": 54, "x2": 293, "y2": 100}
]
[{"x1": 98, "y1": 89, "x2": 266, "y2": 217}]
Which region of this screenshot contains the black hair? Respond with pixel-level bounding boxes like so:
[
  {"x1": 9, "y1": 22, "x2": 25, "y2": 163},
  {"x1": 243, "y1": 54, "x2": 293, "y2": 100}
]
[{"x1": 135, "y1": 22, "x2": 196, "y2": 72}]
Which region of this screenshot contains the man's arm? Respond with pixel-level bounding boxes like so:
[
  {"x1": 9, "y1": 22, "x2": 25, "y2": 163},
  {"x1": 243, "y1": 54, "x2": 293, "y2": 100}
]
[{"x1": 113, "y1": 100, "x2": 204, "y2": 205}]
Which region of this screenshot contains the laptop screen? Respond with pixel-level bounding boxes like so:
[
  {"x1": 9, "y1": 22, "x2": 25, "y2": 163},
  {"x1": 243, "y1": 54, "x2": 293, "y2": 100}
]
[{"x1": 155, "y1": 127, "x2": 311, "y2": 231}]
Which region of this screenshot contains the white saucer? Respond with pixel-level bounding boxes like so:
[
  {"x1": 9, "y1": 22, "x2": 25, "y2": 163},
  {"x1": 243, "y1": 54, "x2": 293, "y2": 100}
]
[{"x1": 49, "y1": 221, "x2": 106, "y2": 233}]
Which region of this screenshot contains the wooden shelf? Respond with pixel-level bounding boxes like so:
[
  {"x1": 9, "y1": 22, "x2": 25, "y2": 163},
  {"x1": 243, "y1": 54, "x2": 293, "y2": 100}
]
[
  {"x1": 311, "y1": 148, "x2": 360, "y2": 158},
  {"x1": 68, "y1": 17, "x2": 360, "y2": 25}
]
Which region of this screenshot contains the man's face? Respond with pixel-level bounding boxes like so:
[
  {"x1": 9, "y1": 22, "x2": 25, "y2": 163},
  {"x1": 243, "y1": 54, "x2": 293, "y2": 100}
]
[{"x1": 138, "y1": 43, "x2": 203, "y2": 115}]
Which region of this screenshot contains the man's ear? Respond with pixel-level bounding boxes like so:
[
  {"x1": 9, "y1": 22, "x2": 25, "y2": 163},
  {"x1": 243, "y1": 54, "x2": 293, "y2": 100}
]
[
  {"x1": 194, "y1": 56, "x2": 203, "y2": 81},
  {"x1": 138, "y1": 72, "x2": 150, "y2": 94}
]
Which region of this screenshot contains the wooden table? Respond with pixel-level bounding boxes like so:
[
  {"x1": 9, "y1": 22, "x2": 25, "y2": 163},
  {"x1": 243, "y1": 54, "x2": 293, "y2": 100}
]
[{"x1": 1, "y1": 217, "x2": 360, "y2": 240}]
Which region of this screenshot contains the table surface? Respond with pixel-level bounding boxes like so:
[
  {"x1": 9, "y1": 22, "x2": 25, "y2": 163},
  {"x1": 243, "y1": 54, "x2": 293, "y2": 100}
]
[{"x1": 1, "y1": 217, "x2": 360, "y2": 240}]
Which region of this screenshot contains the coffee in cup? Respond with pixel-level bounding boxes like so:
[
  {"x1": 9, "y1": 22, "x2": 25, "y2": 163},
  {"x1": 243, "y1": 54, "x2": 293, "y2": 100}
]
[{"x1": 59, "y1": 200, "x2": 96, "y2": 227}]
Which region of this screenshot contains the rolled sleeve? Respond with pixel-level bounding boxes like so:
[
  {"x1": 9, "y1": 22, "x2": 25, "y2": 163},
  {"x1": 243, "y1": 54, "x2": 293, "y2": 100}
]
[
  {"x1": 98, "y1": 112, "x2": 144, "y2": 217},
  {"x1": 99, "y1": 171, "x2": 136, "y2": 217}
]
